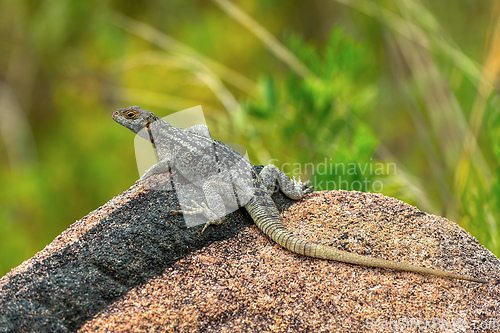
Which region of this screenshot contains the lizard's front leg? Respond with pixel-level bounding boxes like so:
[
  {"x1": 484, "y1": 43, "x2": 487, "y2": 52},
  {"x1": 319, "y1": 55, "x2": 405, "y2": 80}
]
[
  {"x1": 259, "y1": 164, "x2": 313, "y2": 200},
  {"x1": 139, "y1": 158, "x2": 171, "y2": 182}
]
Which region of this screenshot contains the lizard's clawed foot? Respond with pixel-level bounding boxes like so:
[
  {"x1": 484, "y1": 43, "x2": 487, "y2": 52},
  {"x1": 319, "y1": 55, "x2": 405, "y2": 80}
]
[
  {"x1": 292, "y1": 176, "x2": 314, "y2": 195},
  {"x1": 175, "y1": 200, "x2": 210, "y2": 216},
  {"x1": 174, "y1": 200, "x2": 222, "y2": 232},
  {"x1": 201, "y1": 217, "x2": 225, "y2": 233}
]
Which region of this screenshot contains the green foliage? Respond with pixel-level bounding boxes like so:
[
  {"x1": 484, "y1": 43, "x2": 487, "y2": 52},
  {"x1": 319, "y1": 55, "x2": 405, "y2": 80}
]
[
  {"x1": 473, "y1": 94, "x2": 500, "y2": 253},
  {"x1": 237, "y1": 30, "x2": 381, "y2": 193},
  {"x1": 240, "y1": 31, "x2": 377, "y2": 160},
  {"x1": 0, "y1": 0, "x2": 498, "y2": 276}
]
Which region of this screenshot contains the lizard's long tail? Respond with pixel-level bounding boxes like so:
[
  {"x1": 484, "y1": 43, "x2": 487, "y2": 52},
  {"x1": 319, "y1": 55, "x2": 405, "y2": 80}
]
[{"x1": 244, "y1": 196, "x2": 487, "y2": 283}]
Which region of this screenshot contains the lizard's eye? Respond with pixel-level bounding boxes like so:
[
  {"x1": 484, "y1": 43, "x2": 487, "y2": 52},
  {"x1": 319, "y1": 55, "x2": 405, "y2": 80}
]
[{"x1": 125, "y1": 111, "x2": 138, "y2": 119}]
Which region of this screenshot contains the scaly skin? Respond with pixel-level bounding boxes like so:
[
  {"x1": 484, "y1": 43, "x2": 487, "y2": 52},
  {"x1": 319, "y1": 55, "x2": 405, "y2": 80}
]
[
  {"x1": 245, "y1": 173, "x2": 486, "y2": 283},
  {"x1": 113, "y1": 106, "x2": 487, "y2": 283}
]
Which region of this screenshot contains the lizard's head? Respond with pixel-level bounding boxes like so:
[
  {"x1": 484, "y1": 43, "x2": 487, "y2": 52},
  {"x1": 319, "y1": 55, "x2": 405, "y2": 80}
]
[{"x1": 112, "y1": 106, "x2": 159, "y2": 141}]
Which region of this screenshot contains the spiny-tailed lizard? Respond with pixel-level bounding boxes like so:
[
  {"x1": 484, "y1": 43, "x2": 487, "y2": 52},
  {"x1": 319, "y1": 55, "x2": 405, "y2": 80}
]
[{"x1": 112, "y1": 106, "x2": 487, "y2": 283}]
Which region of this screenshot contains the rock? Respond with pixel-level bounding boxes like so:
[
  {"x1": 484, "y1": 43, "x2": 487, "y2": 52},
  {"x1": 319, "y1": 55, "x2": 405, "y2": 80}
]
[{"x1": 1, "y1": 179, "x2": 498, "y2": 332}]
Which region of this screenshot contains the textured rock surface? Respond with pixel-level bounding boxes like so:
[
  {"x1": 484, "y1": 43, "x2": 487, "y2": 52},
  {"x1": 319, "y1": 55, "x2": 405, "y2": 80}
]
[{"x1": 1, "y1": 175, "x2": 499, "y2": 332}]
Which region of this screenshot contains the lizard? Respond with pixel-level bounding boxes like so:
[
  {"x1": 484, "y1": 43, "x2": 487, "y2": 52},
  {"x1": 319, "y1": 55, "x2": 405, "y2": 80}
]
[{"x1": 112, "y1": 105, "x2": 487, "y2": 283}]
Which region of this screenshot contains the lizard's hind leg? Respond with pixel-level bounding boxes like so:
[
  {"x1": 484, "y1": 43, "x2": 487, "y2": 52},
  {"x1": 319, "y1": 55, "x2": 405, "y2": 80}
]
[
  {"x1": 260, "y1": 164, "x2": 313, "y2": 200},
  {"x1": 178, "y1": 180, "x2": 237, "y2": 232}
]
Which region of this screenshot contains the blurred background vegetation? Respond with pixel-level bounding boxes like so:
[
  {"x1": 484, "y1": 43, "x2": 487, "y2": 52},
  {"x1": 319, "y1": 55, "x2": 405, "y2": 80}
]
[{"x1": 1, "y1": 0, "x2": 499, "y2": 276}]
